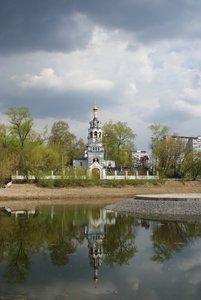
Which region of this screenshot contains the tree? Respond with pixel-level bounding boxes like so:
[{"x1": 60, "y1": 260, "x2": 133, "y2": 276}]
[
  {"x1": 0, "y1": 147, "x2": 16, "y2": 185},
  {"x1": 0, "y1": 123, "x2": 18, "y2": 184},
  {"x1": 181, "y1": 151, "x2": 201, "y2": 180},
  {"x1": 48, "y1": 121, "x2": 86, "y2": 170},
  {"x1": 102, "y1": 121, "x2": 136, "y2": 168},
  {"x1": 149, "y1": 123, "x2": 169, "y2": 172},
  {"x1": 6, "y1": 107, "x2": 33, "y2": 148},
  {"x1": 49, "y1": 121, "x2": 75, "y2": 147},
  {"x1": 155, "y1": 136, "x2": 186, "y2": 177},
  {"x1": 149, "y1": 123, "x2": 169, "y2": 151},
  {"x1": 0, "y1": 123, "x2": 11, "y2": 148},
  {"x1": 18, "y1": 143, "x2": 61, "y2": 180}
]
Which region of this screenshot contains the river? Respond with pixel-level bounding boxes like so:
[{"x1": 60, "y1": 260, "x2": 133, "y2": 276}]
[{"x1": 0, "y1": 205, "x2": 201, "y2": 299}]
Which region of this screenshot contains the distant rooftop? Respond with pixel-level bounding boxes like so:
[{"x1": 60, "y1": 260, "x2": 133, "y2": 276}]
[{"x1": 172, "y1": 135, "x2": 201, "y2": 140}]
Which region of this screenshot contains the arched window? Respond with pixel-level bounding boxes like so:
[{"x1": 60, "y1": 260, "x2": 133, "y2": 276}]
[
  {"x1": 99, "y1": 132, "x2": 101, "y2": 138},
  {"x1": 94, "y1": 131, "x2": 98, "y2": 138}
]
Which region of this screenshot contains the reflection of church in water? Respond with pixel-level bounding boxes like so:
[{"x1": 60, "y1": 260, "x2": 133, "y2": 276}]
[{"x1": 85, "y1": 209, "x2": 116, "y2": 282}]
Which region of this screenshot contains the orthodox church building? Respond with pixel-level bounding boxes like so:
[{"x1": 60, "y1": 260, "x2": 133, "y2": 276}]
[
  {"x1": 86, "y1": 104, "x2": 105, "y2": 166},
  {"x1": 72, "y1": 105, "x2": 115, "y2": 172}
]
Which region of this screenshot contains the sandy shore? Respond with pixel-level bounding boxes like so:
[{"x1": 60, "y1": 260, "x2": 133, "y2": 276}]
[{"x1": 0, "y1": 180, "x2": 200, "y2": 209}]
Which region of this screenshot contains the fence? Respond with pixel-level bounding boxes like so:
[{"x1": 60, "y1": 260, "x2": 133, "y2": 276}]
[{"x1": 12, "y1": 169, "x2": 159, "y2": 181}]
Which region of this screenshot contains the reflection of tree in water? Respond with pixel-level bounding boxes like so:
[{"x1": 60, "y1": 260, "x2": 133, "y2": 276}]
[
  {"x1": 0, "y1": 207, "x2": 91, "y2": 282},
  {"x1": 4, "y1": 217, "x2": 31, "y2": 283},
  {"x1": 103, "y1": 214, "x2": 138, "y2": 266},
  {"x1": 48, "y1": 238, "x2": 76, "y2": 266},
  {"x1": 151, "y1": 221, "x2": 201, "y2": 262},
  {"x1": 0, "y1": 207, "x2": 139, "y2": 284},
  {"x1": 47, "y1": 208, "x2": 86, "y2": 266},
  {"x1": 4, "y1": 240, "x2": 30, "y2": 283}
]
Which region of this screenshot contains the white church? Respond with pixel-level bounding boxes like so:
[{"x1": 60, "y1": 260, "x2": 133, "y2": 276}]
[{"x1": 72, "y1": 104, "x2": 115, "y2": 177}]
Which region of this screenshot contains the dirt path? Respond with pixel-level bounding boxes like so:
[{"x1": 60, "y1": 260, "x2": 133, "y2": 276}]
[{"x1": 0, "y1": 181, "x2": 200, "y2": 209}]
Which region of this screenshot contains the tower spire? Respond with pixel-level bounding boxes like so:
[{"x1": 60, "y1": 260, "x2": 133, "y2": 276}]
[{"x1": 93, "y1": 103, "x2": 98, "y2": 118}]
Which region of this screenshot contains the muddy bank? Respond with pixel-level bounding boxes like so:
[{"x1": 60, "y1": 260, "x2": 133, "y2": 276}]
[{"x1": 0, "y1": 181, "x2": 200, "y2": 209}]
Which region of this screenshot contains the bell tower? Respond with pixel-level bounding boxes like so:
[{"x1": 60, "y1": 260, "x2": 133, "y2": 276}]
[{"x1": 86, "y1": 104, "x2": 104, "y2": 167}]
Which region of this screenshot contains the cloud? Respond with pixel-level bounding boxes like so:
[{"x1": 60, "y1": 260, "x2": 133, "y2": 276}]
[
  {"x1": 20, "y1": 68, "x2": 62, "y2": 88},
  {"x1": 0, "y1": 1, "x2": 93, "y2": 54},
  {"x1": 175, "y1": 99, "x2": 201, "y2": 118},
  {"x1": 18, "y1": 67, "x2": 115, "y2": 94},
  {"x1": 1, "y1": 0, "x2": 201, "y2": 149},
  {"x1": 1, "y1": 0, "x2": 201, "y2": 55}
]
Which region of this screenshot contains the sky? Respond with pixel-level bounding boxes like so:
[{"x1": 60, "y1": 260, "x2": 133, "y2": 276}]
[{"x1": 1, "y1": 0, "x2": 201, "y2": 150}]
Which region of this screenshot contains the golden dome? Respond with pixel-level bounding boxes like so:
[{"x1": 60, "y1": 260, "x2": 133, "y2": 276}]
[{"x1": 93, "y1": 103, "x2": 98, "y2": 112}]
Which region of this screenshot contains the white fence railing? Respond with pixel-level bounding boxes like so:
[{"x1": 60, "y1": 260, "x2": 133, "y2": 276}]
[
  {"x1": 102, "y1": 170, "x2": 158, "y2": 180},
  {"x1": 12, "y1": 170, "x2": 159, "y2": 181}
]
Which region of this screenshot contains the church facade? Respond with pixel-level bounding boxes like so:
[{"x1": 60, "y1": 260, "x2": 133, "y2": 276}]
[
  {"x1": 72, "y1": 105, "x2": 115, "y2": 171},
  {"x1": 86, "y1": 104, "x2": 105, "y2": 167}
]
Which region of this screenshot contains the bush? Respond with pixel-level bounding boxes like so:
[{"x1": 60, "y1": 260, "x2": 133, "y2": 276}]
[{"x1": 35, "y1": 178, "x2": 165, "y2": 188}]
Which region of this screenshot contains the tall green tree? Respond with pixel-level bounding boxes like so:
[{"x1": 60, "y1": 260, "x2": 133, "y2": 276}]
[
  {"x1": 149, "y1": 123, "x2": 169, "y2": 172},
  {"x1": 48, "y1": 121, "x2": 86, "y2": 170},
  {"x1": 49, "y1": 121, "x2": 75, "y2": 147},
  {"x1": 156, "y1": 136, "x2": 186, "y2": 177},
  {"x1": 102, "y1": 121, "x2": 136, "y2": 168},
  {"x1": 6, "y1": 106, "x2": 33, "y2": 148},
  {"x1": 6, "y1": 107, "x2": 49, "y2": 177},
  {"x1": 149, "y1": 123, "x2": 169, "y2": 151}
]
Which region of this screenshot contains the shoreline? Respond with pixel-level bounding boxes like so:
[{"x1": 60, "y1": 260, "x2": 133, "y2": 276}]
[
  {"x1": 106, "y1": 194, "x2": 201, "y2": 222},
  {"x1": 0, "y1": 181, "x2": 200, "y2": 210}
]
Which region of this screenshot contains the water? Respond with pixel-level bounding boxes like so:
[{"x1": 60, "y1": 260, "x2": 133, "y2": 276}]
[{"x1": 0, "y1": 205, "x2": 201, "y2": 299}]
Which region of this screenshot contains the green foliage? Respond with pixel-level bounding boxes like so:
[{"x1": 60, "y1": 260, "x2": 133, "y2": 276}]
[
  {"x1": 49, "y1": 121, "x2": 75, "y2": 146},
  {"x1": 148, "y1": 124, "x2": 200, "y2": 179},
  {"x1": 149, "y1": 123, "x2": 169, "y2": 170},
  {"x1": 155, "y1": 137, "x2": 186, "y2": 178},
  {"x1": 1, "y1": 105, "x2": 200, "y2": 182},
  {"x1": 6, "y1": 106, "x2": 33, "y2": 148},
  {"x1": 48, "y1": 121, "x2": 86, "y2": 167},
  {"x1": 0, "y1": 147, "x2": 16, "y2": 186},
  {"x1": 149, "y1": 123, "x2": 169, "y2": 148},
  {"x1": 181, "y1": 151, "x2": 201, "y2": 180},
  {"x1": 103, "y1": 121, "x2": 136, "y2": 168}
]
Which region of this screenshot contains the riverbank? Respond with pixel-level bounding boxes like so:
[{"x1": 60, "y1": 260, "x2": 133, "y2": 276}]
[
  {"x1": 106, "y1": 194, "x2": 201, "y2": 222},
  {"x1": 0, "y1": 180, "x2": 200, "y2": 210}
]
